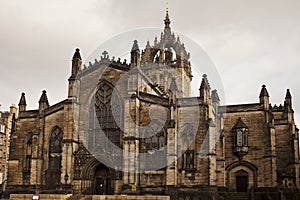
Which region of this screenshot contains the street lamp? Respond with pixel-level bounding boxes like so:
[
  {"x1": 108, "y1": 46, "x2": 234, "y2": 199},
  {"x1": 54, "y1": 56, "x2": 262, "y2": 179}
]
[{"x1": 64, "y1": 173, "x2": 69, "y2": 194}]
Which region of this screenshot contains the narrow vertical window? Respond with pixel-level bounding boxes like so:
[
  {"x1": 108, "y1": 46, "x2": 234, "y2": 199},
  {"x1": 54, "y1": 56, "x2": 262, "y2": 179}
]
[
  {"x1": 243, "y1": 130, "x2": 248, "y2": 146},
  {"x1": 144, "y1": 122, "x2": 166, "y2": 170},
  {"x1": 237, "y1": 131, "x2": 243, "y2": 147},
  {"x1": 179, "y1": 124, "x2": 195, "y2": 171},
  {"x1": 46, "y1": 126, "x2": 63, "y2": 189},
  {"x1": 23, "y1": 132, "x2": 32, "y2": 184}
]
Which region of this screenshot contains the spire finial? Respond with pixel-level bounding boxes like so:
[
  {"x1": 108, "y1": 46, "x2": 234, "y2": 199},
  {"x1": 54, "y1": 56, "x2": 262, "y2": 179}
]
[
  {"x1": 39, "y1": 90, "x2": 49, "y2": 105},
  {"x1": 131, "y1": 40, "x2": 139, "y2": 52},
  {"x1": 285, "y1": 89, "x2": 292, "y2": 108},
  {"x1": 72, "y1": 48, "x2": 81, "y2": 60},
  {"x1": 259, "y1": 84, "x2": 269, "y2": 97},
  {"x1": 19, "y1": 92, "x2": 26, "y2": 106},
  {"x1": 166, "y1": 0, "x2": 169, "y2": 12},
  {"x1": 164, "y1": 0, "x2": 171, "y2": 29},
  {"x1": 285, "y1": 89, "x2": 292, "y2": 99}
]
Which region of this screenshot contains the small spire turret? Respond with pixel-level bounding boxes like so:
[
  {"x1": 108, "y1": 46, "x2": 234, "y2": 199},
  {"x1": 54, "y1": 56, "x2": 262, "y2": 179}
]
[
  {"x1": 259, "y1": 85, "x2": 269, "y2": 110},
  {"x1": 200, "y1": 74, "x2": 211, "y2": 91},
  {"x1": 73, "y1": 48, "x2": 81, "y2": 60},
  {"x1": 69, "y1": 48, "x2": 82, "y2": 99},
  {"x1": 285, "y1": 89, "x2": 292, "y2": 109},
  {"x1": 284, "y1": 89, "x2": 294, "y2": 123},
  {"x1": 39, "y1": 90, "x2": 49, "y2": 105},
  {"x1": 259, "y1": 84, "x2": 269, "y2": 98},
  {"x1": 130, "y1": 40, "x2": 140, "y2": 67},
  {"x1": 18, "y1": 92, "x2": 27, "y2": 112},
  {"x1": 70, "y1": 48, "x2": 82, "y2": 78},
  {"x1": 131, "y1": 40, "x2": 139, "y2": 52},
  {"x1": 146, "y1": 41, "x2": 151, "y2": 48},
  {"x1": 39, "y1": 90, "x2": 49, "y2": 112},
  {"x1": 199, "y1": 74, "x2": 211, "y2": 102},
  {"x1": 211, "y1": 90, "x2": 220, "y2": 103}
]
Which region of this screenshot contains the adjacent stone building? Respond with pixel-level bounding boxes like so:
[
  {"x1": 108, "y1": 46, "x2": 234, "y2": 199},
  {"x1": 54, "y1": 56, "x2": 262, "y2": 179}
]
[
  {"x1": 0, "y1": 104, "x2": 17, "y2": 191},
  {"x1": 0, "y1": 108, "x2": 6, "y2": 190},
  {"x1": 6, "y1": 11, "x2": 300, "y2": 199}
]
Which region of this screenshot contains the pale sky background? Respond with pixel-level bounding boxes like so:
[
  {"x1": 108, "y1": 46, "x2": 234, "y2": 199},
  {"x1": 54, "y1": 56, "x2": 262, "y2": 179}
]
[{"x1": 0, "y1": 0, "x2": 300, "y2": 124}]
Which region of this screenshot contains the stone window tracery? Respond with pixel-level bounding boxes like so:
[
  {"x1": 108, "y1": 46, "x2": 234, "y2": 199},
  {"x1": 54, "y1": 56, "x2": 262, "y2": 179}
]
[
  {"x1": 89, "y1": 81, "x2": 122, "y2": 152},
  {"x1": 46, "y1": 126, "x2": 63, "y2": 188},
  {"x1": 144, "y1": 121, "x2": 166, "y2": 170},
  {"x1": 179, "y1": 124, "x2": 196, "y2": 172},
  {"x1": 23, "y1": 132, "x2": 33, "y2": 184}
]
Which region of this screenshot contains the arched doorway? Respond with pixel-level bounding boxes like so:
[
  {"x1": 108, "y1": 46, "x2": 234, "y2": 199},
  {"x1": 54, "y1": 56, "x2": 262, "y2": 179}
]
[
  {"x1": 225, "y1": 161, "x2": 258, "y2": 192},
  {"x1": 80, "y1": 158, "x2": 115, "y2": 195},
  {"x1": 93, "y1": 165, "x2": 113, "y2": 195},
  {"x1": 235, "y1": 170, "x2": 248, "y2": 192}
]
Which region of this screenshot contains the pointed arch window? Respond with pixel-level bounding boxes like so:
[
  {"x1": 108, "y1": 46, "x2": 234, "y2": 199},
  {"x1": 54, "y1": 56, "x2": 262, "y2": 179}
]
[
  {"x1": 144, "y1": 122, "x2": 165, "y2": 151},
  {"x1": 25, "y1": 132, "x2": 33, "y2": 171},
  {"x1": 89, "y1": 81, "x2": 122, "y2": 153},
  {"x1": 23, "y1": 132, "x2": 33, "y2": 184},
  {"x1": 144, "y1": 121, "x2": 166, "y2": 170},
  {"x1": 178, "y1": 124, "x2": 196, "y2": 171},
  {"x1": 46, "y1": 126, "x2": 63, "y2": 188},
  {"x1": 164, "y1": 46, "x2": 176, "y2": 64},
  {"x1": 49, "y1": 127, "x2": 63, "y2": 153},
  {"x1": 237, "y1": 130, "x2": 243, "y2": 147}
]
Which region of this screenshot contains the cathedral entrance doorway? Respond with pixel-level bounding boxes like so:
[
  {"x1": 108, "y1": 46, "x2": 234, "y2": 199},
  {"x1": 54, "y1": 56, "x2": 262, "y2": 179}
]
[
  {"x1": 226, "y1": 161, "x2": 257, "y2": 192},
  {"x1": 236, "y1": 175, "x2": 248, "y2": 192},
  {"x1": 93, "y1": 165, "x2": 112, "y2": 195}
]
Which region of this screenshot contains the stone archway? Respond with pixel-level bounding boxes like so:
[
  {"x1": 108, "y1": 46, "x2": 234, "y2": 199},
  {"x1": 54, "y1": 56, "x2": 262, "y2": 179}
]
[
  {"x1": 80, "y1": 158, "x2": 114, "y2": 195},
  {"x1": 94, "y1": 165, "x2": 112, "y2": 195},
  {"x1": 225, "y1": 161, "x2": 258, "y2": 192}
]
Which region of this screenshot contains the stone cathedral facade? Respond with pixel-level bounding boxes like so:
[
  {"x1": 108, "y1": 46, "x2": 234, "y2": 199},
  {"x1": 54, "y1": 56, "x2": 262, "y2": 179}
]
[{"x1": 6, "y1": 11, "x2": 300, "y2": 199}]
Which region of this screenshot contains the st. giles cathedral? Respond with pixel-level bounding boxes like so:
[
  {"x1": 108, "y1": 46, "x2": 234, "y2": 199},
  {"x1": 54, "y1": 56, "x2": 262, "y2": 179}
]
[{"x1": 6, "y1": 9, "x2": 300, "y2": 200}]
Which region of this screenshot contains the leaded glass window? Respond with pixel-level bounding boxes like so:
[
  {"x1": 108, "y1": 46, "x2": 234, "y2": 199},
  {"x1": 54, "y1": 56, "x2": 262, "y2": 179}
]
[
  {"x1": 88, "y1": 81, "x2": 122, "y2": 153},
  {"x1": 144, "y1": 122, "x2": 166, "y2": 170},
  {"x1": 144, "y1": 122, "x2": 165, "y2": 151},
  {"x1": 49, "y1": 127, "x2": 63, "y2": 153},
  {"x1": 237, "y1": 130, "x2": 243, "y2": 147},
  {"x1": 46, "y1": 126, "x2": 63, "y2": 188},
  {"x1": 179, "y1": 124, "x2": 195, "y2": 171}
]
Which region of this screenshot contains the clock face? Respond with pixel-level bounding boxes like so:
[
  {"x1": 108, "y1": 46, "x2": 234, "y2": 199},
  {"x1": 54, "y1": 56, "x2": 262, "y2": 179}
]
[{"x1": 237, "y1": 130, "x2": 243, "y2": 146}]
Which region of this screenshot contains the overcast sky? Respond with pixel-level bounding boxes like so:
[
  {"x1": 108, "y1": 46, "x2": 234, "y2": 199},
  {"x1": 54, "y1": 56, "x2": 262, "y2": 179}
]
[{"x1": 1, "y1": 0, "x2": 300, "y2": 124}]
